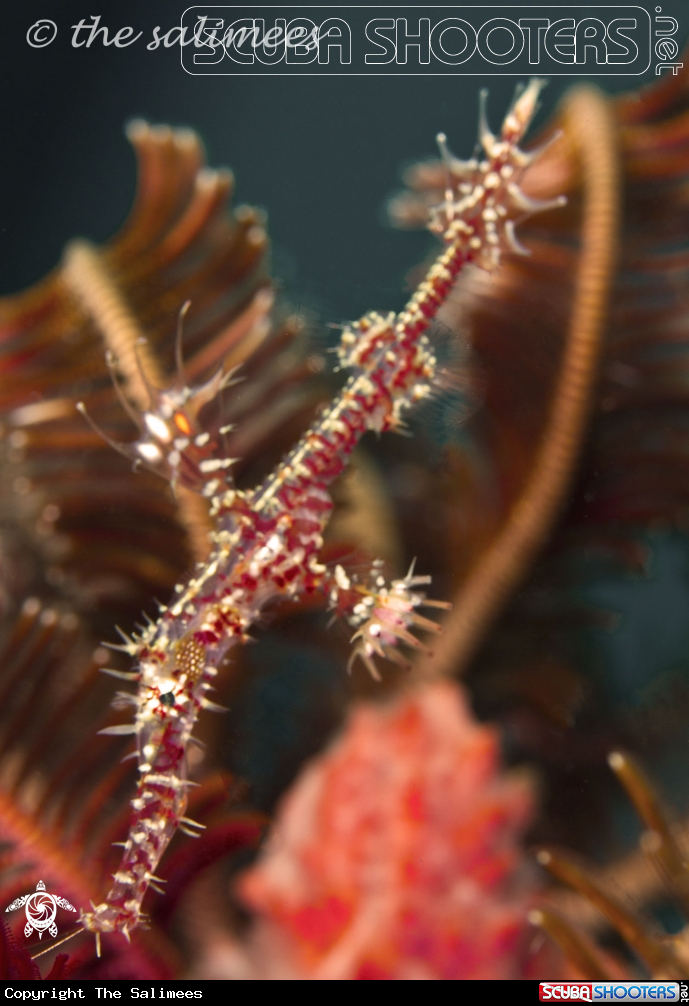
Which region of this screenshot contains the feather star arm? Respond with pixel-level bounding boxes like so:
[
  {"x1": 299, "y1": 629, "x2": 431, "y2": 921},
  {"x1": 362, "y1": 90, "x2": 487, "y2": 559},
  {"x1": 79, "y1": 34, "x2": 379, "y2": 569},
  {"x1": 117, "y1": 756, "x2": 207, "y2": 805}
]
[{"x1": 79, "y1": 79, "x2": 563, "y2": 946}]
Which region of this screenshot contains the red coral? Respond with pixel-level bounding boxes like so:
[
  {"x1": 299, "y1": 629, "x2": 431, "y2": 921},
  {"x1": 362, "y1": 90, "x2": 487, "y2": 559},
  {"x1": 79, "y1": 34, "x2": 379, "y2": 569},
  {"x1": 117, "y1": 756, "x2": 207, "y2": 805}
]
[{"x1": 238, "y1": 682, "x2": 537, "y2": 979}]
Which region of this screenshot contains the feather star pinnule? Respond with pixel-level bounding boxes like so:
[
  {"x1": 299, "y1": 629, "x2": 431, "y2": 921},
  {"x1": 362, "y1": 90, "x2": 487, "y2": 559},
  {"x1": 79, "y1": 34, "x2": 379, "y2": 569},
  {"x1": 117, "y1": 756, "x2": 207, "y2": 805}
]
[{"x1": 78, "y1": 80, "x2": 564, "y2": 948}]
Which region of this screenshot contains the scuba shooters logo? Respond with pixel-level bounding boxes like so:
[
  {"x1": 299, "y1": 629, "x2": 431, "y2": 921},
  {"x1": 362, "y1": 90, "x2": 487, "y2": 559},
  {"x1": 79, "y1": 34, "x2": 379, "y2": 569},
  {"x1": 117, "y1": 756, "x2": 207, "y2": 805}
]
[
  {"x1": 539, "y1": 984, "x2": 682, "y2": 1002},
  {"x1": 181, "y1": 6, "x2": 653, "y2": 76},
  {"x1": 5, "y1": 879, "x2": 76, "y2": 939}
]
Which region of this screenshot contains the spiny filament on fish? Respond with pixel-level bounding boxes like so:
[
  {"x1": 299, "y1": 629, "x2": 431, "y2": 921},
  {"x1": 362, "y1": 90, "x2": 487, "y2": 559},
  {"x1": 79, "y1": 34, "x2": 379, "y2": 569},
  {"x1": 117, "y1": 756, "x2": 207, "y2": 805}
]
[{"x1": 79, "y1": 79, "x2": 561, "y2": 947}]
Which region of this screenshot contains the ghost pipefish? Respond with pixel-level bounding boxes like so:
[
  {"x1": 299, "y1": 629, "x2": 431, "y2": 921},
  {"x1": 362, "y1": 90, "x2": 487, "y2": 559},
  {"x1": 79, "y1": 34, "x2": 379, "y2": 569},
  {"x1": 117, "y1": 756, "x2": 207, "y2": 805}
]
[{"x1": 75, "y1": 80, "x2": 563, "y2": 949}]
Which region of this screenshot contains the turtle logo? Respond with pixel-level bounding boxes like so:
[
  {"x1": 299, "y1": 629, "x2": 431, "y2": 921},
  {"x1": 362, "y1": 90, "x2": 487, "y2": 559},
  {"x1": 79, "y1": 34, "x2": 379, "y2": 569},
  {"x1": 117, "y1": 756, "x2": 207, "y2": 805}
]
[{"x1": 5, "y1": 880, "x2": 77, "y2": 939}]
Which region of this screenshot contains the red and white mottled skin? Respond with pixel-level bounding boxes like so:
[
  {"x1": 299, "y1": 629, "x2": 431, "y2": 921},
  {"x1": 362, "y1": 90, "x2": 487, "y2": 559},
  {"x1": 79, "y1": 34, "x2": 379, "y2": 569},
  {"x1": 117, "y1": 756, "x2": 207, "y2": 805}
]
[{"x1": 80, "y1": 80, "x2": 562, "y2": 945}]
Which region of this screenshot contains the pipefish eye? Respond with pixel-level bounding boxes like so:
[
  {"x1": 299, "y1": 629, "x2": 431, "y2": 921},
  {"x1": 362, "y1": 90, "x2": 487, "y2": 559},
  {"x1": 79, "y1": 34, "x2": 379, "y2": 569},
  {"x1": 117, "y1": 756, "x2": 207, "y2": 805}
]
[
  {"x1": 174, "y1": 412, "x2": 192, "y2": 435},
  {"x1": 159, "y1": 692, "x2": 175, "y2": 706}
]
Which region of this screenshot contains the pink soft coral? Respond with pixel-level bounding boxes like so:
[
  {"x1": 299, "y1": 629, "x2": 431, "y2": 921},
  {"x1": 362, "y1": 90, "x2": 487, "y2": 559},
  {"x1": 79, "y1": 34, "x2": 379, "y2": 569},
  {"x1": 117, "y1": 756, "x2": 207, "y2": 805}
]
[{"x1": 237, "y1": 682, "x2": 538, "y2": 979}]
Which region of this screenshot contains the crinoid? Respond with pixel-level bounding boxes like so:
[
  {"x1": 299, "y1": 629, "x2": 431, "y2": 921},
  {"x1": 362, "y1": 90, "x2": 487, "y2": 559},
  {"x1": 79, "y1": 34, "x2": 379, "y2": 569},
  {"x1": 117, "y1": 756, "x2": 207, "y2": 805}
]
[
  {"x1": 390, "y1": 61, "x2": 689, "y2": 856},
  {"x1": 532, "y1": 750, "x2": 689, "y2": 980},
  {"x1": 0, "y1": 119, "x2": 330, "y2": 975},
  {"x1": 2, "y1": 61, "x2": 687, "y2": 980}
]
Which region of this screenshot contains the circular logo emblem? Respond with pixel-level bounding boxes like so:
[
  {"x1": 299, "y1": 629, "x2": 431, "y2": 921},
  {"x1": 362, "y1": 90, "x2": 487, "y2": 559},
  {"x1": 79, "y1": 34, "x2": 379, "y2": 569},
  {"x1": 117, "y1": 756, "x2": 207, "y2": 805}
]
[{"x1": 25, "y1": 889, "x2": 58, "y2": 938}]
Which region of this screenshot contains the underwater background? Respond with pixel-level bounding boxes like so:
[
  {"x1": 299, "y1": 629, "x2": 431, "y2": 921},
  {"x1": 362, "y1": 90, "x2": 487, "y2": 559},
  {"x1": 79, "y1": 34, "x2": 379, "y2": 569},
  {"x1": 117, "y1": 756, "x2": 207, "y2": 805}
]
[{"x1": 1, "y1": 0, "x2": 689, "y2": 979}]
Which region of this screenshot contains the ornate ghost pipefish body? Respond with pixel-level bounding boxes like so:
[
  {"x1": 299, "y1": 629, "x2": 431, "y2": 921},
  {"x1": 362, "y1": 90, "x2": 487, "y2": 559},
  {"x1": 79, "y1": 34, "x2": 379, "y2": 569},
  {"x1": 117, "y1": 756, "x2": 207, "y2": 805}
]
[{"x1": 78, "y1": 79, "x2": 564, "y2": 949}]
